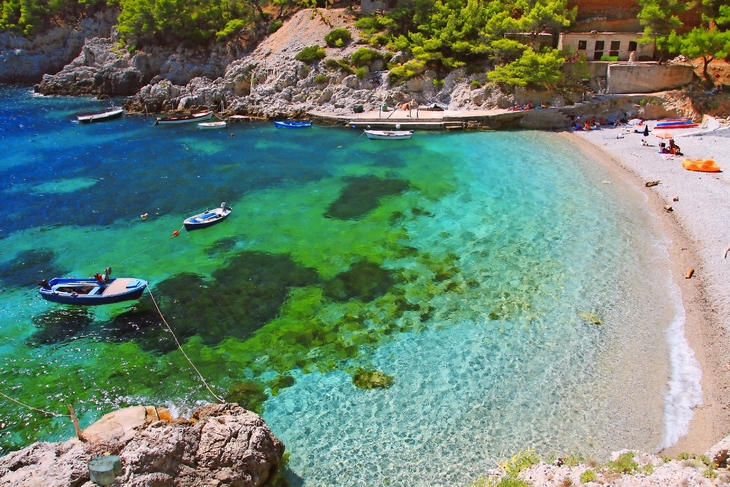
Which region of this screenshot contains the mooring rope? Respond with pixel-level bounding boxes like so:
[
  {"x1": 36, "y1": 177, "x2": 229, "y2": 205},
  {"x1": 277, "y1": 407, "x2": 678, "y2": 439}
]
[
  {"x1": 0, "y1": 391, "x2": 70, "y2": 418},
  {"x1": 147, "y1": 289, "x2": 225, "y2": 403},
  {"x1": 338, "y1": 129, "x2": 366, "y2": 148}
]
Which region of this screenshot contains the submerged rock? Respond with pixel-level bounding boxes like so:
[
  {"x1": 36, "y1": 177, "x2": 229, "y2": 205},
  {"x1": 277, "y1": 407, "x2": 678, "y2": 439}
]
[{"x1": 0, "y1": 403, "x2": 284, "y2": 487}]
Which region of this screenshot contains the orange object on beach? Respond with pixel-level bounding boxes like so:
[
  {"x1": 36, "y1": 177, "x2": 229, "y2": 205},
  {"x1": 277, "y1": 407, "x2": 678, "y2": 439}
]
[
  {"x1": 686, "y1": 268, "x2": 694, "y2": 279},
  {"x1": 681, "y1": 158, "x2": 721, "y2": 172}
]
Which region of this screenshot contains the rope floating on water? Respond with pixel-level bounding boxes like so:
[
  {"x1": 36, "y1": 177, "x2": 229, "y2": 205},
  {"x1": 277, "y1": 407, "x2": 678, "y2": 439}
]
[
  {"x1": 147, "y1": 289, "x2": 224, "y2": 403},
  {"x1": 0, "y1": 391, "x2": 70, "y2": 418}
]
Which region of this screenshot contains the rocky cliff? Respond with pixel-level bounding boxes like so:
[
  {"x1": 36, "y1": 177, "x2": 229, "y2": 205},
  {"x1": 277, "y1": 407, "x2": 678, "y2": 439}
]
[
  {"x1": 29, "y1": 8, "x2": 539, "y2": 118},
  {"x1": 0, "y1": 403, "x2": 284, "y2": 487},
  {"x1": 0, "y1": 9, "x2": 119, "y2": 84}
]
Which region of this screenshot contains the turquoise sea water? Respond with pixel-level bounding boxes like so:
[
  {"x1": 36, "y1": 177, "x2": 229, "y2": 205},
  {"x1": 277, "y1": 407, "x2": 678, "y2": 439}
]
[{"x1": 0, "y1": 85, "x2": 700, "y2": 485}]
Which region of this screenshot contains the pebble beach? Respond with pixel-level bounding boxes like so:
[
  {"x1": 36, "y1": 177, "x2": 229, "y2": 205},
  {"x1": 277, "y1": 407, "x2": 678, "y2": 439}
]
[{"x1": 567, "y1": 123, "x2": 730, "y2": 456}]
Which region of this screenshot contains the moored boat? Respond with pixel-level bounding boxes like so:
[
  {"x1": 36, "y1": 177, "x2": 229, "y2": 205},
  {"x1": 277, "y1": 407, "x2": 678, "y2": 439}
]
[
  {"x1": 183, "y1": 202, "x2": 233, "y2": 230},
  {"x1": 77, "y1": 107, "x2": 124, "y2": 123},
  {"x1": 38, "y1": 269, "x2": 147, "y2": 306},
  {"x1": 156, "y1": 110, "x2": 214, "y2": 125},
  {"x1": 198, "y1": 120, "x2": 228, "y2": 129},
  {"x1": 364, "y1": 129, "x2": 414, "y2": 140},
  {"x1": 274, "y1": 120, "x2": 312, "y2": 129}
]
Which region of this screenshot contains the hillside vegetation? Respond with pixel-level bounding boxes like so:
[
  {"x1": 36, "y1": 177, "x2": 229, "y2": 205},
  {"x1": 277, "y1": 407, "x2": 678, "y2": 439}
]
[{"x1": 2, "y1": 0, "x2": 729, "y2": 89}]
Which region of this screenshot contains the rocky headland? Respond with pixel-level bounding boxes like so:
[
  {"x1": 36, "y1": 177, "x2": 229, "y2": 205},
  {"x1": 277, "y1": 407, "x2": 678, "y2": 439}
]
[{"x1": 0, "y1": 403, "x2": 284, "y2": 486}]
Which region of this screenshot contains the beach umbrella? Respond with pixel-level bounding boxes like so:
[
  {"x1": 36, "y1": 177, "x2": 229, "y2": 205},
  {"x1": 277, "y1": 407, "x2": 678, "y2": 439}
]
[{"x1": 654, "y1": 130, "x2": 674, "y2": 139}]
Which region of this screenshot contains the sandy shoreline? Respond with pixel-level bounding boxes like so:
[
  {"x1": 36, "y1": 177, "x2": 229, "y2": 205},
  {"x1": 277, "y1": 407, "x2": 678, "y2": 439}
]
[{"x1": 564, "y1": 125, "x2": 730, "y2": 455}]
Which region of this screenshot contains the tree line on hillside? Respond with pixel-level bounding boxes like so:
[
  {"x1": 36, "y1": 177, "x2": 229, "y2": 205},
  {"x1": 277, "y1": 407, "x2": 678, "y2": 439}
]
[{"x1": 1, "y1": 0, "x2": 728, "y2": 87}]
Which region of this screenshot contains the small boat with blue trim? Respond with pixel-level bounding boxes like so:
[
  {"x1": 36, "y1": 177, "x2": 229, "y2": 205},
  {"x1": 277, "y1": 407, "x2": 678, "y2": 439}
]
[
  {"x1": 183, "y1": 202, "x2": 233, "y2": 231},
  {"x1": 38, "y1": 268, "x2": 148, "y2": 305},
  {"x1": 274, "y1": 120, "x2": 312, "y2": 129}
]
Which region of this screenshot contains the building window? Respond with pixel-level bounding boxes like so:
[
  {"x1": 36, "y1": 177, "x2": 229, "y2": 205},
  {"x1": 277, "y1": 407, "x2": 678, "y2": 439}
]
[
  {"x1": 594, "y1": 40, "x2": 604, "y2": 60},
  {"x1": 609, "y1": 40, "x2": 620, "y2": 57},
  {"x1": 578, "y1": 40, "x2": 587, "y2": 50},
  {"x1": 628, "y1": 41, "x2": 637, "y2": 52}
]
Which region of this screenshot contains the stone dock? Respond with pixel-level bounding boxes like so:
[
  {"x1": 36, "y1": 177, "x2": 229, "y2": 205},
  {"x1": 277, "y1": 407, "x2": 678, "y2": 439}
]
[{"x1": 308, "y1": 94, "x2": 672, "y2": 131}]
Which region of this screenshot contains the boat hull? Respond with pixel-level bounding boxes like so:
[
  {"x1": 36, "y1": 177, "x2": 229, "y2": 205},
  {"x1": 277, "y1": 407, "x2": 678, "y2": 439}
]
[
  {"x1": 274, "y1": 121, "x2": 312, "y2": 128},
  {"x1": 77, "y1": 108, "x2": 124, "y2": 123},
  {"x1": 156, "y1": 111, "x2": 214, "y2": 125},
  {"x1": 39, "y1": 277, "x2": 148, "y2": 305},
  {"x1": 198, "y1": 121, "x2": 227, "y2": 129},
  {"x1": 183, "y1": 205, "x2": 232, "y2": 230},
  {"x1": 364, "y1": 130, "x2": 413, "y2": 140}
]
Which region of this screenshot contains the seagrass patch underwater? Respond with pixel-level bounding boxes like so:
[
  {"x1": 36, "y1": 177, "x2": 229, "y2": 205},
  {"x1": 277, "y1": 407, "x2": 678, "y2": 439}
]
[{"x1": 0, "y1": 86, "x2": 698, "y2": 486}]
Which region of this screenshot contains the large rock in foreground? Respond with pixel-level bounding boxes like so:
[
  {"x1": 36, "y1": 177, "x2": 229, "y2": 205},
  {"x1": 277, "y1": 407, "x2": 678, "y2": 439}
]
[{"x1": 0, "y1": 403, "x2": 284, "y2": 487}]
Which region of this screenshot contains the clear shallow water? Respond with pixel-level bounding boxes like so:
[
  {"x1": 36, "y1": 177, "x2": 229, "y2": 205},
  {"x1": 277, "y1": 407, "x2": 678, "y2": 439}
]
[{"x1": 0, "y1": 86, "x2": 700, "y2": 485}]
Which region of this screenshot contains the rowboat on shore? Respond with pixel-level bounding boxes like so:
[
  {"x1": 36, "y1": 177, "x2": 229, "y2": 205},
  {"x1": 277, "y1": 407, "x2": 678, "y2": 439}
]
[
  {"x1": 77, "y1": 107, "x2": 124, "y2": 123},
  {"x1": 155, "y1": 110, "x2": 214, "y2": 125}
]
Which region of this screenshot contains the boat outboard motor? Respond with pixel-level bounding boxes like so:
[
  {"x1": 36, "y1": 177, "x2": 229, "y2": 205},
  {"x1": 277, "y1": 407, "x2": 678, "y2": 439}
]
[{"x1": 38, "y1": 279, "x2": 51, "y2": 290}]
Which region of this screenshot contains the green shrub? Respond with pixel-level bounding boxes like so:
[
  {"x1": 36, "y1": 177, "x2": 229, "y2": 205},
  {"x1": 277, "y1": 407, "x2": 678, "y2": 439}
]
[
  {"x1": 388, "y1": 58, "x2": 426, "y2": 83},
  {"x1": 295, "y1": 45, "x2": 327, "y2": 63},
  {"x1": 267, "y1": 19, "x2": 283, "y2": 34},
  {"x1": 487, "y1": 48, "x2": 565, "y2": 89},
  {"x1": 351, "y1": 48, "x2": 383, "y2": 67},
  {"x1": 355, "y1": 67, "x2": 367, "y2": 79},
  {"x1": 606, "y1": 452, "x2": 638, "y2": 474},
  {"x1": 499, "y1": 479, "x2": 529, "y2": 487},
  {"x1": 314, "y1": 74, "x2": 329, "y2": 84},
  {"x1": 502, "y1": 450, "x2": 540, "y2": 477},
  {"x1": 579, "y1": 469, "x2": 597, "y2": 483},
  {"x1": 470, "y1": 80, "x2": 481, "y2": 88},
  {"x1": 216, "y1": 19, "x2": 247, "y2": 42},
  {"x1": 324, "y1": 27, "x2": 352, "y2": 47},
  {"x1": 325, "y1": 58, "x2": 341, "y2": 70}
]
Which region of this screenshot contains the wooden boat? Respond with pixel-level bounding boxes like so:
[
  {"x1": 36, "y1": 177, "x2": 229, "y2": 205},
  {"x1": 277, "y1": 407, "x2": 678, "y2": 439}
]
[
  {"x1": 274, "y1": 120, "x2": 312, "y2": 129},
  {"x1": 183, "y1": 202, "x2": 232, "y2": 231},
  {"x1": 155, "y1": 110, "x2": 214, "y2": 125},
  {"x1": 77, "y1": 107, "x2": 124, "y2": 123},
  {"x1": 198, "y1": 120, "x2": 228, "y2": 129},
  {"x1": 38, "y1": 270, "x2": 147, "y2": 306},
  {"x1": 364, "y1": 129, "x2": 413, "y2": 140}
]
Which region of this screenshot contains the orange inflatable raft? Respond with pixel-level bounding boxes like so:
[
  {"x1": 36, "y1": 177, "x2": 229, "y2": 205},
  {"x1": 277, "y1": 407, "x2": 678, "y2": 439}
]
[{"x1": 681, "y1": 158, "x2": 721, "y2": 172}]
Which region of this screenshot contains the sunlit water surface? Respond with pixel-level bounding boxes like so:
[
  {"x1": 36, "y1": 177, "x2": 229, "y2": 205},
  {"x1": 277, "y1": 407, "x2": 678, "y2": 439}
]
[{"x1": 0, "y1": 86, "x2": 700, "y2": 486}]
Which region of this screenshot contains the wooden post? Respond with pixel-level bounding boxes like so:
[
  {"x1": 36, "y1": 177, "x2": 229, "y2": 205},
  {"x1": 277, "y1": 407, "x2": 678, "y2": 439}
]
[{"x1": 67, "y1": 405, "x2": 86, "y2": 442}]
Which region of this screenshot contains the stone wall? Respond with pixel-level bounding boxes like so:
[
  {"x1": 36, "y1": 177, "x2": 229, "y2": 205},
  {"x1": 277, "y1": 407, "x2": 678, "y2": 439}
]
[{"x1": 607, "y1": 64, "x2": 696, "y2": 94}]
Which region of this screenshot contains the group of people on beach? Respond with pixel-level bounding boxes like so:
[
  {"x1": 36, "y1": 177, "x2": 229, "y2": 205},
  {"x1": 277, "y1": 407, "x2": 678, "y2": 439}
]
[{"x1": 507, "y1": 101, "x2": 549, "y2": 111}]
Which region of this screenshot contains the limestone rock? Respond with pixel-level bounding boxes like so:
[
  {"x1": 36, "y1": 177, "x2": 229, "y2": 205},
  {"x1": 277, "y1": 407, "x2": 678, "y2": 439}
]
[{"x1": 0, "y1": 403, "x2": 284, "y2": 487}]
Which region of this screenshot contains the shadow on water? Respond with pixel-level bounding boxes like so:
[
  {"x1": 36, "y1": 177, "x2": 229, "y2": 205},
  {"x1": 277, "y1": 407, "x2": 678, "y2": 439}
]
[
  {"x1": 0, "y1": 249, "x2": 66, "y2": 289},
  {"x1": 323, "y1": 260, "x2": 396, "y2": 302},
  {"x1": 324, "y1": 176, "x2": 410, "y2": 220},
  {"x1": 28, "y1": 307, "x2": 93, "y2": 345}
]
